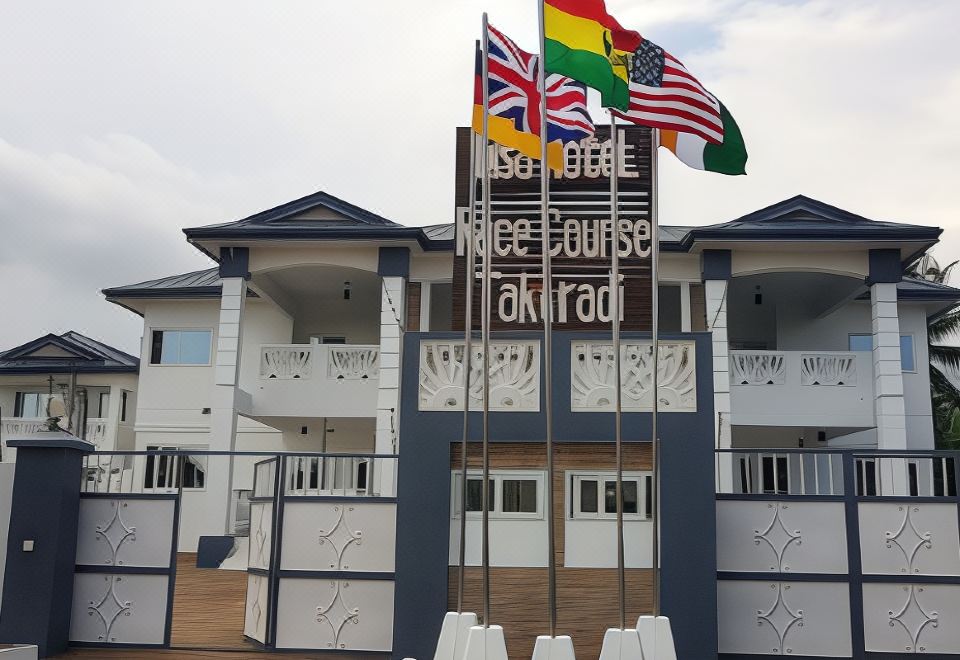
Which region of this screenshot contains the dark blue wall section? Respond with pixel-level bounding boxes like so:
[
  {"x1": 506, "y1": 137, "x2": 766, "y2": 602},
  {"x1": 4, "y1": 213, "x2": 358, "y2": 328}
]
[
  {"x1": 0, "y1": 438, "x2": 92, "y2": 657},
  {"x1": 702, "y1": 249, "x2": 732, "y2": 281},
  {"x1": 392, "y1": 331, "x2": 718, "y2": 660},
  {"x1": 378, "y1": 247, "x2": 411, "y2": 278},
  {"x1": 219, "y1": 246, "x2": 251, "y2": 280},
  {"x1": 868, "y1": 248, "x2": 903, "y2": 284}
]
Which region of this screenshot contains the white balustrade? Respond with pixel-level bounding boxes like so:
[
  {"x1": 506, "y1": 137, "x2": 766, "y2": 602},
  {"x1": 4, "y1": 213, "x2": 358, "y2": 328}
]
[
  {"x1": 260, "y1": 344, "x2": 313, "y2": 379},
  {"x1": 1, "y1": 417, "x2": 48, "y2": 437},
  {"x1": 728, "y1": 350, "x2": 874, "y2": 427},
  {"x1": 84, "y1": 418, "x2": 108, "y2": 448},
  {"x1": 327, "y1": 346, "x2": 380, "y2": 380}
]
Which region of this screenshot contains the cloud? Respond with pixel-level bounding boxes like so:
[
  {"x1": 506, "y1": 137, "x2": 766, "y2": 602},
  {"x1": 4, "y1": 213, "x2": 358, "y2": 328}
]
[{"x1": 0, "y1": 0, "x2": 959, "y2": 355}]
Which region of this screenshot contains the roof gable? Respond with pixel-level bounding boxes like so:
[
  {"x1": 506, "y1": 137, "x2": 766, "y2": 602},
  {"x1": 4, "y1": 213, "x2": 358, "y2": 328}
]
[
  {"x1": 189, "y1": 190, "x2": 398, "y2": 232},
  {"x1": 0, "y1": 332, "x2": 138, "y2": 374}
]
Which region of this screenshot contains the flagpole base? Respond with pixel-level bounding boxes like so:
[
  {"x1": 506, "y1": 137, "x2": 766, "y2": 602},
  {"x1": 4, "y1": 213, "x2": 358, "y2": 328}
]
[
  {"x1": 598, "y1": 628, "x2": 644, "y2": 660},
  {"x1": 636, "y1": 616, "x2": 677, "y2": 660},
  {"x1": 462, "y1": 625, "x2": 508, "y2": 660},
  {"x1": 433, "y1": 612, "x2": 479, "y2": 660},
  {"x1": 531, "y1": 634, "x2": 575, "y2": 660}
]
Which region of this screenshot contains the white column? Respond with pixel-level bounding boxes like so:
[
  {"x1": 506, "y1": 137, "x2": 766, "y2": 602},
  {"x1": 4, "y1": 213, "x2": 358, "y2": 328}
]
[
  {"x1": 103, "y1": 384, "x2": 123, "y2": 451},
  {"x1": 680, "y1": 281, "x2": 692, "y2": 332},
  {"x1": 706, "y1": 279, "x2": 733, "y2": 491},
  {"x1": 209, "y1": 277, "x2": 247, "y2": 532},
  {"x1": 871, "y1": 283, "x2": 907, "y2": 450},
  {"x1": 376, "y1": 276, "x2": 404, "y2": 494}
]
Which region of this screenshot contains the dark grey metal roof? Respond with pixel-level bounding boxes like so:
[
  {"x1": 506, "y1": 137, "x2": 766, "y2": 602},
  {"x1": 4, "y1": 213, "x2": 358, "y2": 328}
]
[
  {"x1": 855, "y1": 277, "x2": 960, "y2": 303},
  {"x1": 0, "y1": 331, "x2": 139, "y2": 374},
  {"x1": 103, "y1": 268, "x2": 225, "y2": 299},
  {"x1": 686, "y1": 195, "x2": 941, "y2": 244}
]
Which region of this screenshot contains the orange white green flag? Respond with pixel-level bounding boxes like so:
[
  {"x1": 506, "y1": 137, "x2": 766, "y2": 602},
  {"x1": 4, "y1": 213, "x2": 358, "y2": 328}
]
[{"x1": 543, "y1": 0, "x2": 641, "y2": 111}]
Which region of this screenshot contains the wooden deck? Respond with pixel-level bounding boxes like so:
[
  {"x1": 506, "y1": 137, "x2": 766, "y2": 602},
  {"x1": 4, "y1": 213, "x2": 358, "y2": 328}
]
[
  {"x1": 170, "y1": 552, "x2": 252, "y2": 649},
  {"x1": 55, "y1": 650, "x2": 337, "y2": 659}
]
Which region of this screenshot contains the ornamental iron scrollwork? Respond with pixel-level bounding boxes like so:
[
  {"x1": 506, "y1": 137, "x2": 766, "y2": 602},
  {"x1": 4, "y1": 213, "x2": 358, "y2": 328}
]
[
  {"x1": 419, "y1": 341, "x2": 539, "y2": 411},
  {"x1": 754, "y1": 503, "x2": 802, "y2": 572},
  {"x1": 757, "y1": 582, "x2": 804, "y2": 655},
  {"x1": 316, "y1": 580, "x2": 360, "y2": 648},
  {"x1": 888, "y1": 585, "x2": 939, "y2": 652},
  {"x1": 94, "y1": 500, "x2": 136, "y2": 565},
  {"x1": 87, "y1": 575, "x2": 132, "y2": 642},
  {"x1": 318, "y1": 505, "x2": 363, "y2": 570},
  {"x1": 885, "y1": 506, "x2": 933, "y2": 574},
  {"x1": 570, "y1": 341, "x2": 696, "y2": 411}
]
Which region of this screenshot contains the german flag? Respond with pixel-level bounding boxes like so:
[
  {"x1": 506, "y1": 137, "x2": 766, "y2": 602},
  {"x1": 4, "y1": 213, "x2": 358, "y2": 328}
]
[{"x1": 544, "y1": 0, "x2": 641, "y2": 111}]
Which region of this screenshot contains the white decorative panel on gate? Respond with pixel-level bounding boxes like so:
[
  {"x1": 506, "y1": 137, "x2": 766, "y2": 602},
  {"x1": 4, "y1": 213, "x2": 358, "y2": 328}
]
[
  {"x1": 570, "y1": 341, "x2": 697, "y2": 412},
  {"x1": 280, "y1": 502, "x2": 396, "y2": 572},
  {"x1": 859, "y1": 502, "x2": 960, "y2": 576},
  {"x1": 418, "y1": 340, "x2": 540, "y2": 411},
  {"x1": 275, "y1": 578, "x2": 394, "y2": 651},
  {"x1": 76, "y1": 499, "x2": 175, "y2": 568},
  {"x1": 718, "y1": 580, "x2": 852, "y2": 656},
  {"x1": 69, "y1": 573, "x2": 169, "y2": 644},
  {"x1": 248, "y1": 502, "x2": 273, "y2": 571},
  {"x1": 863, "y1": 583, "x2": 960, "y2": 653},
  {"x1": 716, "y1": 501, "x2": 848, "y2": 574},
  {"x1": 243, "y1": 573, "x2": 269, "y2": 644}
]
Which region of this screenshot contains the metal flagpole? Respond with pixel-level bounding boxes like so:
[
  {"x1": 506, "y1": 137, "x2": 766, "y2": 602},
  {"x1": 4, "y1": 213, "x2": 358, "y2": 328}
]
[
  {"x1": 480, "y1": 12, "x2": 493, "y2": 630},
  {"x1": 536, "y1": 0, "x2": 558, "y2": 639},
  {"x1": 609, "y1": 113, "x2": 626, "y2": 631},
  {"x1": 650, "y1": 127, "x2": 662, "y2": 616},
  {"x1": 457, "y1": 77, "x2": 479, "y2": 613}
]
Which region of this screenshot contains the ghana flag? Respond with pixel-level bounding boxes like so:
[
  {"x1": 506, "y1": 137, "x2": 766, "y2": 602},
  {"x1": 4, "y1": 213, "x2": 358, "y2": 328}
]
[{"x1": 544, "y1": 0, "x2": 641, "y2": 111}]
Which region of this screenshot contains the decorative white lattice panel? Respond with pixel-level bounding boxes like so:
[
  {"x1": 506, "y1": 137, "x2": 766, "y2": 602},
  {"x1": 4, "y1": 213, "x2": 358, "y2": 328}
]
[
  {"x1": 69, "y1": 573, "x2": 169, "y2": 645},
  {"x1": 859, "y1": 502, "x2": 960, "y2": 576},
  {"x1": 863, "y1": 583, "x2": 960, "y2": 653},
  {"x1": 75, "y1": 498, "x2": 175, "y2": 568},
  {"x1": 280, "y1": 502, "x2": 396, "y2": 573}
]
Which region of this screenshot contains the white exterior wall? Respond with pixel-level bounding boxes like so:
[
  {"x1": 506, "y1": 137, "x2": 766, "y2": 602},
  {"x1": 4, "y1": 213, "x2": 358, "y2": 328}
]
[{"x1": 773, "y1": 299, "x2": 932, "y2": 448}]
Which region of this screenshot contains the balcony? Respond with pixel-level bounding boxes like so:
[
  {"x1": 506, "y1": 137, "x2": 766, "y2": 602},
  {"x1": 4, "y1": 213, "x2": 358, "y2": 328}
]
[
  {"x1": 729, "y1": 350, "x2": 875, "y2": 427},
  {"x1": 1, "y1": 417, "x2": 111, "y2": 460},
  {"x1": 249, "y1": 343, "x2": 380, "y2": 417}
]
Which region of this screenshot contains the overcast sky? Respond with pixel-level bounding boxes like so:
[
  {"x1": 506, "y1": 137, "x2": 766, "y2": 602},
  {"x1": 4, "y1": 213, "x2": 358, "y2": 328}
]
[{"x1": 1, "y1": 0, "x2": 958, "y2": 355}]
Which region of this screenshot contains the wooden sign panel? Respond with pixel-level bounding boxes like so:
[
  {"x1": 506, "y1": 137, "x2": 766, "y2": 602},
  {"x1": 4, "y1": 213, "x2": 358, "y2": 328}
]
[{"x1": 452, "y1": 124, "x2": 654, "y2": 331}]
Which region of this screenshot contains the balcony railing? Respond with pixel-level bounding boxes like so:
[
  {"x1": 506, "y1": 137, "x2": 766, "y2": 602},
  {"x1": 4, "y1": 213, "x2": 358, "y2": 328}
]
[
  {"x1": 260, "y1": 343, "x2": 379, "y2": 381},
  {"x1": 2, "y1": 417, "x2": 111, "y2": 458},
  {"x1": 728, "y1": 350, "x2": 874, "y2": 426}
]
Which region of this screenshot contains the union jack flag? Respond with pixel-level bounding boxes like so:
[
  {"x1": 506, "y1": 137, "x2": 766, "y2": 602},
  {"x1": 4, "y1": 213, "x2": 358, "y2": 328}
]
[{"x1": 478, "y1": 25, "x2": 594, "y2": 144}]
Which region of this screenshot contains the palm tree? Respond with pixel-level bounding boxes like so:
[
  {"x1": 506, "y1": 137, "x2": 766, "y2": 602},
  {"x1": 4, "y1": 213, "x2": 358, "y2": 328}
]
[{"x1": 907, "y1": 254, "x2": 960, "y2": 448}]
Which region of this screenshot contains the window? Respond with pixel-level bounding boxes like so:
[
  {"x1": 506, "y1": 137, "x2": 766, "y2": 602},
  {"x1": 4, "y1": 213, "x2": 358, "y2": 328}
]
[
  {"x1": 658, "y1": 285, "x2": 682, "y2": 332},
  {"x1": 900, "y1": 335, "x2": 915, "y2": 371},
  {"x1": 428, "y1": 282, "x2": 454, "y2": 331},
  {"x1": 120, "y1": 391, "x2": 128, "y2": 422},
  {"x1": 452, "y1": 471, "x2": 543, "y2": 519},
  {"x1": 849, "y1": 333, "x2": 915, "y2": 371},
  {"x1": 571, "y1": 472, "x2": 652, "y2": 520},
  {"x1": 14, "y1": 392, "x2": 56, "y2": 418},
  {"x1": 143, "y1": 446, "x2": 206, "y2": 490},
  {"x1": 97, "y1": 392, "x2": 110, "y2": 418},
  {"x1": 310, "y1": 335, "x2": 347, "y2": 344},
  {"x1": 150, "y1": 330, "x2": 212, "y2": 365}
]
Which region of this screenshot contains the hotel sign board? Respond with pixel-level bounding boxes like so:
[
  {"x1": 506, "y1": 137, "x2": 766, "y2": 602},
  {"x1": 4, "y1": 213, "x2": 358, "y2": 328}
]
[{"x1": 452, "y1": 125, "x2": 654, "y2": 331}]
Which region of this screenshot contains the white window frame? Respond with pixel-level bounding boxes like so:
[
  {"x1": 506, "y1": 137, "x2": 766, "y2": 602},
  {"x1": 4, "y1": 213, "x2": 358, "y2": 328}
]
[
  {"x1": 569, "y1": 471, "x2": 651, "y2": 521},
  {"x1": 149, "y1": 328, "x2": 214, "y2": 367},
  {"x1": 415, "y1": 279, "x2": 454, "y2": 332},
  {"x1": 451, "y1": 470, "x2": 545, "y2": 520},
  {"x1": 143, "y1": 445, "x2": 208, "y2": 492}
]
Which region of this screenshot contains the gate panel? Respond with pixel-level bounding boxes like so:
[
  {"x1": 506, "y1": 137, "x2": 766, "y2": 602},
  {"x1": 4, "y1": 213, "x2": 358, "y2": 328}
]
[
  {"x1": 69, "y1": 493, "x2": 178, "y2": 646},
  {"x1": 243, "y1": 458, "x2": 279, "y2": 645}
]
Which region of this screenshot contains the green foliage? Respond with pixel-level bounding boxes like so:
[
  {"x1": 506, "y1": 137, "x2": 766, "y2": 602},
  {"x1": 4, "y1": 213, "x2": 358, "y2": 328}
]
[{"x1": 909, "y1": 253, "x2": 960, "y2": 448}]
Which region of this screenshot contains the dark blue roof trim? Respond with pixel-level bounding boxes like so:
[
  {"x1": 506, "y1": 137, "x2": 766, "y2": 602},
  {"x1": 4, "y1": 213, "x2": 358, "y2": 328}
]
[
  {"x1": 682, "y1": 195, "x2": 941, "y2": 247},
  {"x1": 185, "y1": 189, "x2": 397, "y2": 232}
]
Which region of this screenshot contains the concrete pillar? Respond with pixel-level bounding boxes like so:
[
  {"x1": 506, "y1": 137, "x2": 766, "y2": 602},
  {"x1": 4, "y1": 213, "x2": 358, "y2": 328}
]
[
  {"x1": 207, "y1": 275, "x2": 247, "y2": 533},
  {"x1": 703, "y1": 249, "x2": 733, "y2": 491},
  {"x1": 0, "y1": 433, "x2": 94, "y2": 657},
  {"x1": 376, "y1": 248, "x2": 409, "y2": 497},
  {"x1": 871, "y1": 282, "x2": 907, "y2": 450}
]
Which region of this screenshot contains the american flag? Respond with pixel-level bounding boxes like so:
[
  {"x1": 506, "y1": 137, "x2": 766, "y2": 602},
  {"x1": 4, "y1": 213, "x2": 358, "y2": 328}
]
[
  {"x1": 614, "y1": 39, "x2": 724, "y2": 144},
  {"x1": 484, "y1": 24, "x2": 594, "y2": 143}
]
